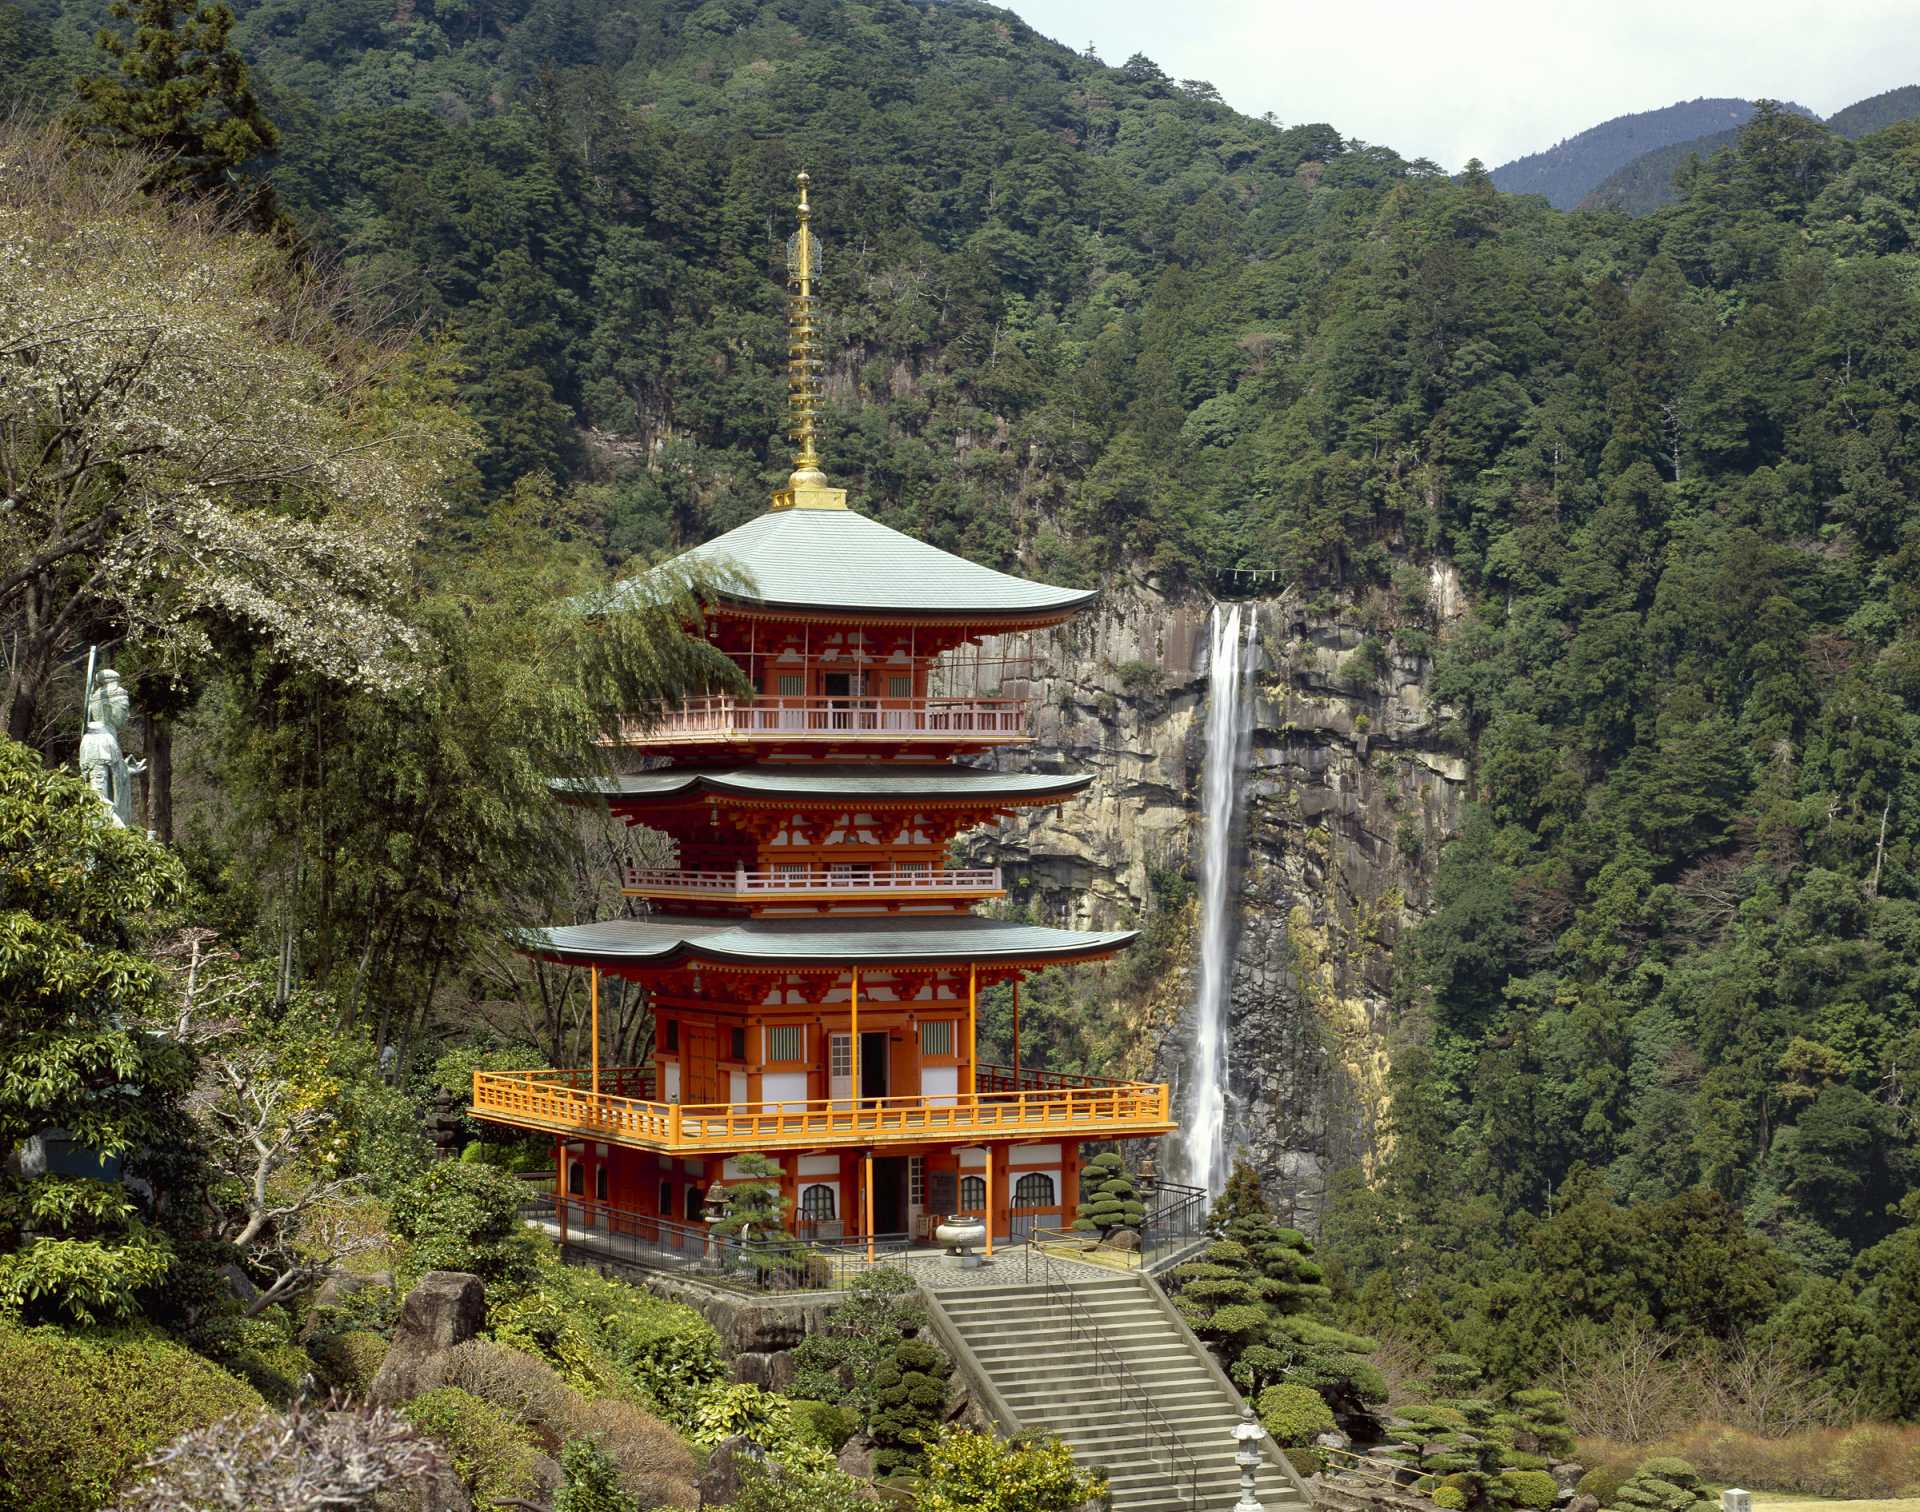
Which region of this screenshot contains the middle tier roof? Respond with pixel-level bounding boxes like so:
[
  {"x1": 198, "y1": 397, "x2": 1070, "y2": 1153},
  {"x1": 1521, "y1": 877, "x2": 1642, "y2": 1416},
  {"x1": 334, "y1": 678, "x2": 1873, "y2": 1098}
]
[
  {"x1": 517, "y1": 914, "x2": 1136, "y2": 971},
  {"x1": 553, "y1": 764, "x2": 1093, "y2": 808}
]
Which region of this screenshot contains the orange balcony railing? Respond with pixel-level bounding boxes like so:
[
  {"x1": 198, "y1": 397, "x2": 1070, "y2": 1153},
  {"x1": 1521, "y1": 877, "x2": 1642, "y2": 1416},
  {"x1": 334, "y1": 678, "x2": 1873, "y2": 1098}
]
[
  {"x1": 621, "y1": 864, "x2": 1004, "y2": 900},
  {"x1": 608, "y1": 695, "x2": 1030, "y2": 746},
  {"x1": 471, "y1": 1068, "x2": 1173, "y2": 1153}
]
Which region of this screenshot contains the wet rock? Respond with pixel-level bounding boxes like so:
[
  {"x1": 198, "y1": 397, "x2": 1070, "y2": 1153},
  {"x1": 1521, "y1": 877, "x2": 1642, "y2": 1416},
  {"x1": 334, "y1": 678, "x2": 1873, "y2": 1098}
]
[{"x1": 697, "y1": 1435, "x2": 766, "y2": 1506}]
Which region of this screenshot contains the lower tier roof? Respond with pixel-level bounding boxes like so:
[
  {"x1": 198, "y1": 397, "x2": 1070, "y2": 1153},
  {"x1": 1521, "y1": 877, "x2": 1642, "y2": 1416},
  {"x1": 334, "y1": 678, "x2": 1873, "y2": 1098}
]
[
  {"x1": 515, "y1": 914, "x2": 1135, "y2": 970},
  {"x1": 553, "y1": 764, "x2": 1092, "y2": 807}
]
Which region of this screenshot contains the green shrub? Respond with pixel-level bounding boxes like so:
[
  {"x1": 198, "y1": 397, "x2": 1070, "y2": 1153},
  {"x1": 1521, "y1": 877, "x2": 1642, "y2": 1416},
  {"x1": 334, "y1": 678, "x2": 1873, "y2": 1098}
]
[
  {"x1": 789, "y1": 1399, "x2": 859, "y2": 1452},
  {"x1": 1256, "y1": 1382, "x2": 1336, "y2": 1445},
  {"x1": 1501, "y1": 1469, "x2": 1560, "y2": 1508},
  {"x1": 917, "y1": 1428, "x2": 1106, "y2": 1512},
  {"x1": 1434, "y1": 1488, "x2": 1468, "y2": 1510},
  {"x1": 197, "y1": 1312, "x2": 313, "y2": 1406},
  {"x1": 0, "y1": 1319, "x2": 263, "y2": 1512},
  {"x1": 690, "y1": 1381, "x2": 793, "y2": 1450},
  {"x1": 1285, "y1": 1447, "x2": 1325, "y2": 1476},
  {"x1": 787, "y1": 1268, "x2": 929, "y2": 1433},
  {"x1": 1578, "y1": 1466, "x2": 1630, "y2": 1505},
  {"x1": 403, "y1": 1386, "x2": 544, "y2": 1508},
  {"x1": 389, "y1": 1162, "x2": 538, "y2": 1286},
  {"x1": 308, "y1": 1329, "x2": 390, "y2": 1397},
  {"x1": 1073, "y1": 1151, "x2": 1147, "y2": 1234},
  {"x1": 554, "y1": 1439, "x2": 638, "y2": 1512},
  {"x1": 732, "y1": 1446, "x2": 871, "y2": 1512},
  {"x1": 870, "y1": 1335, "x2": 953, "y2": 1475}
]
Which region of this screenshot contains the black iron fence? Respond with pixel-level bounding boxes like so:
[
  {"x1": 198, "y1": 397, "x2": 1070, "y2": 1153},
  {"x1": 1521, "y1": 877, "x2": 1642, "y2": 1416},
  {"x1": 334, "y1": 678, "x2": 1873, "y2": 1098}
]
[
  {"x1": 1140, "y1": 1177, "x2": 1211, "y2": 1265},
  {"x1": 520, "y1": 1193, "x2": 911, "y2": 1294}
]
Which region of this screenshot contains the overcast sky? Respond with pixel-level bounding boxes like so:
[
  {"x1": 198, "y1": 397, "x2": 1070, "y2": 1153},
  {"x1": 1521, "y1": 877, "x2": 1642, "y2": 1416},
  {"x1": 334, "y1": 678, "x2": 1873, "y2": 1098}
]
[{"x1": 1001, "y1": 0, "x2": 1920, "y2": 170}]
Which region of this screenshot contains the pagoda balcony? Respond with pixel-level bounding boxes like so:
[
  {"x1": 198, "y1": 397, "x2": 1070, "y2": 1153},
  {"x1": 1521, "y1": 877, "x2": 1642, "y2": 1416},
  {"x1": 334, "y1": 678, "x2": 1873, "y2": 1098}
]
[
  {"x1": 608, "y1": 695, "x2": 1031, "y2": 748},
  {"x1": 471, "y1": 1063, "x2": 1173, "y2": 1153},
  {"x1": 621, "y1": 863, "x2": 1005, "y2": 902}
]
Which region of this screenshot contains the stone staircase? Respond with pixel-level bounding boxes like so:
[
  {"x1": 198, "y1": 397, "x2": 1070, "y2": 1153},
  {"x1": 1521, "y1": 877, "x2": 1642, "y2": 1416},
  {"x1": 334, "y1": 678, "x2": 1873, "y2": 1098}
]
[{"x1": 928, "y1": 1274, "x2": 1308, "y2": 1512}]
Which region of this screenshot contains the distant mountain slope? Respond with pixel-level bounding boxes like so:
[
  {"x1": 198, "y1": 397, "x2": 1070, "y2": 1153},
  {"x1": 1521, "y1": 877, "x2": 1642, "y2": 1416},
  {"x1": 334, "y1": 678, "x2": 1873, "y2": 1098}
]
[
  {"x1": 1827, "y1": 83, "x2": 1920, "y2": 138},
  {"x1": 1581, "y1": 86, "x2": 1918, "y2": 214},
  {"x1": 1489, "y1": 97, "x2": 1779, "y2": 208}
]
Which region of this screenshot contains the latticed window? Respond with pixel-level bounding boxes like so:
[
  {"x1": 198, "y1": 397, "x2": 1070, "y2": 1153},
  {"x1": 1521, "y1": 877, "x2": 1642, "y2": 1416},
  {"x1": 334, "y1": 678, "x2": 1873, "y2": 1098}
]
[
  {"x1": 767, "y1": 1025, "x2": 805, "y2": 1062},
  {"x1": 1013, "y1": 1172, "x2": 1055, "y2": 1208},
  {"x1": 778, "y1": 673, "x2": 804, "y2": 697},
  {"x1": 909, "y1": 1156, "x2": 925, "y2": 1204},
  {"x1": 800, "y1": 1184, "x2": 836, "y2": 1221},
  {"x1": 919, "y1": 1019, "x2": 955, "y2": 1057},
  {"x1": 830, "y1": 1034, "x2": 853, "y2": 1079},
  {"x1": 960, "y1": 1174, "x2": 986, "y2": 1210},
  {"x1": 889, "y1": 674, "x2": 912, "y2": 698}
]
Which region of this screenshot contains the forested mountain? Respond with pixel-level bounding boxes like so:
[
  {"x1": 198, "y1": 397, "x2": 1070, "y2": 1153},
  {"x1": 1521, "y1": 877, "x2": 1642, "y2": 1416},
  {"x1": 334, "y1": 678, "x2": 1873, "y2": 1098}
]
[
  {"x1": 1487, "y1": 97, "x2": 1798, "y2": 208},
  {"x1": 1582, "y1": 83, "x2": 1920, "y2": 214},
  {"x1": 8, "y1": 0, "x2": 1920, "y2": 1454}
]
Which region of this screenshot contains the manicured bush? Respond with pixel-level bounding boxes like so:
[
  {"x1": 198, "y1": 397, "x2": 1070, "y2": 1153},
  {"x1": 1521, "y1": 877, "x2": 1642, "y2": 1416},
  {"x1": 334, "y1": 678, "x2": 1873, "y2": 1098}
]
[
  {"x1": 1434, "y1": 1488, "x2": 1468, "y2": 1510},
  {"x1": 1608, "y1": 1458, "x2": 1710, "y2": 1512},
  {"x1": 1257, "y1": 1382, "x2": 1336, "y2": 1445},
  {"x1": 1577, "y1": 1465, "x2": 1630, "y2": 1505},
  {"x1": 789, "y1": 1399, "x2": 860, "y2": 1452},
  {"x1": 199, "y1": 1312, "x2": 314, "y2": 1406},
  {"x1": 0, "y1": 1319, "x2": 263, "y2": 1512},
  {"x1": 1501, "y1": 1469, "x2": 1561, "y2": 1508},
  {"x1": 870, "y1": 1335, "x2": 953, "y2": 1475},
  {"x1": 788, "y1": 1267, "x2": 930, "y2": 1432},
  {"x1": 402, "y1": 1386, "x2": 544, "y2": 1508},
  {"x1": 1072, "y1": 1151, "x2": 1146, "y2": 1235},
  {"x1": 916, "y1": 1428, "x2": 1106, "y2": 1512},
  {"x1": 419, "y1": 1337, "x2": 575, "y2": 1423},
  {"x1": 308, "y1": 1329, "x2": 390, "y2": 1398}
]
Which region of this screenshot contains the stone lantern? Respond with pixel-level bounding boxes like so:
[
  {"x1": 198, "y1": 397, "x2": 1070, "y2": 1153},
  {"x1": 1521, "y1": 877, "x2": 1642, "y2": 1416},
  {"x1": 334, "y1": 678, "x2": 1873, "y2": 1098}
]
[{"x1": 1231, "y1": 1405, "x2": 1265, "y2": 1512}]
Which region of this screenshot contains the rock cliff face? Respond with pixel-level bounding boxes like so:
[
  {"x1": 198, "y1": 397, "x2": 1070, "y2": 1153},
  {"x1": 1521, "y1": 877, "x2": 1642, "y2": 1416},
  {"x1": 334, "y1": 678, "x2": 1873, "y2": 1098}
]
[{"x1": 957, "y1": 573, "x2": 1469, "y2": 1229}]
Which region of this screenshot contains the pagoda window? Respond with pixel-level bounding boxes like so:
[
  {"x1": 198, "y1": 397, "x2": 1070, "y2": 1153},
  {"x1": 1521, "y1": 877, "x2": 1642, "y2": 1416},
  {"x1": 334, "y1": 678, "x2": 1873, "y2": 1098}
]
[
  {"x1": 1013, "y1": 1172, "x2": 1055, "y2": 1208},
  {"x1": 909, "y1": 1156, "x2": 925, "y2": 1206},
  {"x1": 595, "y1": 1166, "x2": 609, "y2": 1202},
  {"x1": 658, "y1": 1179, "x2": 673, "y2": 1216},
  {"x1": 777, "y1": 673, "x2": 804, "y2": 698},
  {"x1": 919, "y1": 1019, "x2": 955, "y2": 1058},
  {"x1": 800, "y1": 1184, "x2": 836, "y2": 1222},
  {"x1": 567, "y1": 1161, "x2": 585, "y2": 1197},
  {"x1": 766, "y1": 1024, "x2": 806, "y2": 1063},
  {"x1": 729, "y1": 1027, "x2": 747, "y2": 1061},
  {"x1": 663, "y1": 1020, "x2": 679, "y2": 1053},
  {"x1": 685, "y1": 1186, "x2": 703, "y2": 1223},
  {"x1": 888, "y1": 673, "x2": 911, "y2": 699},
  {"x1": 960, "y1": 1175, "x2": 987, "y2": 1211}
]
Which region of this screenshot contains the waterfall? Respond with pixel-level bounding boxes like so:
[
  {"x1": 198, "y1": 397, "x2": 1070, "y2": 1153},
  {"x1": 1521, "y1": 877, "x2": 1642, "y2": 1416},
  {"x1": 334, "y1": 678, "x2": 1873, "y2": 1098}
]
[{"x1": 1180, "y1": 602, "x2": 1257, "y2": 1195}]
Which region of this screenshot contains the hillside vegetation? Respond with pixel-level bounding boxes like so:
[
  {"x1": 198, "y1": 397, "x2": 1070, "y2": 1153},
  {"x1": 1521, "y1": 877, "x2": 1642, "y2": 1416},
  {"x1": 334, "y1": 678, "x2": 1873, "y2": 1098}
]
[
  {"x1": 1488, "y1": 97, "x2": 1787, "y2": 208},
  {"x1": 6, "y1": 0, "x2": 1920, "y2": 1495}
]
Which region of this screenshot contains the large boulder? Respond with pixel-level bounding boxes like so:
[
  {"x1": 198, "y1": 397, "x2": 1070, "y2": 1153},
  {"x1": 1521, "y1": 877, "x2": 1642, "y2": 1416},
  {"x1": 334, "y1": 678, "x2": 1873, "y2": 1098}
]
[
  {"x1": 369, "y1": 1271, "x2": 486, "y2": 1405},
  {"x1": 697, "y1": 1435, "x2": 766, "y2": 1506}
]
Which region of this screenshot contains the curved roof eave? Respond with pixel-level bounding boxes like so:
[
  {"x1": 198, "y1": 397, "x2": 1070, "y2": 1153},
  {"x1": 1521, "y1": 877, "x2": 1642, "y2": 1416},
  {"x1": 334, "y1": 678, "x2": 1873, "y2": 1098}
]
[
  {"x1": 512, "y1": 916, "x2": 1136, "y2": 970},
  {"x1": 550, "y1": 767, "x2": 1096, "y2": 806}
]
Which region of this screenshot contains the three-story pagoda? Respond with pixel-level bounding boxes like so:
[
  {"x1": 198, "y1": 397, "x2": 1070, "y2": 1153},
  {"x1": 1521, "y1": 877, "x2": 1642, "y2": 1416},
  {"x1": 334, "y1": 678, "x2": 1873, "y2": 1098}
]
[{"x1": 470, "y1": 175, "x2": 1173, "y2": 1251}]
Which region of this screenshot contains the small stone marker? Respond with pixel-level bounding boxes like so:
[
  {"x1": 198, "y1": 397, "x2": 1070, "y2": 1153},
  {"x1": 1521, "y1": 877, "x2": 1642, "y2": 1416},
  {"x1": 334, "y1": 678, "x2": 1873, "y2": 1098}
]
[{"x1": 1723, "y1": 1491, "x2": 1752, "y2": 1512}]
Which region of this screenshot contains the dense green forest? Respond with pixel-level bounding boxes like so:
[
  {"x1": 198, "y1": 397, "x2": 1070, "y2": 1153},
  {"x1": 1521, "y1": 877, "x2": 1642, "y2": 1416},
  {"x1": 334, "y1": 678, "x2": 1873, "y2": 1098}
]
[{"x1": 9, "y1": 0, "x2": 1920, "y2": 1502}]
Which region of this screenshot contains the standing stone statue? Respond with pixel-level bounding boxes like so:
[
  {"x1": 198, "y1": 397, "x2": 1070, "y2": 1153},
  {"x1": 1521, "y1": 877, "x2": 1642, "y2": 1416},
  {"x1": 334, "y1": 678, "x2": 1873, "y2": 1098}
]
[{"x1": 77, "y1": 668, "x2": 143, "y2": 828}]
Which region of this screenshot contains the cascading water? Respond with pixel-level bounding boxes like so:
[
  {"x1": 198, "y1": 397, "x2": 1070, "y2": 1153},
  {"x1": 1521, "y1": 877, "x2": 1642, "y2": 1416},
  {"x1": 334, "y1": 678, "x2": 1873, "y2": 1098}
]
[{"x1": 1179, "y1": 602, "x2": 1258, "y2": 1195}]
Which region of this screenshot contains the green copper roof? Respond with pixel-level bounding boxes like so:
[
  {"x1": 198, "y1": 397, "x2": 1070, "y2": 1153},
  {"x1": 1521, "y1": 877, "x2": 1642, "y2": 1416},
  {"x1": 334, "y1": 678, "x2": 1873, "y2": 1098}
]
[
  {"x1": 611, "y1": 508, "x2": 1094, "y2": 619},
  {"x1": 553, "y1": 765, "x2": 1094, "y2": 806},
  {"x1": 516, "y1": 916, "x2": 1135, "y2": 969}
]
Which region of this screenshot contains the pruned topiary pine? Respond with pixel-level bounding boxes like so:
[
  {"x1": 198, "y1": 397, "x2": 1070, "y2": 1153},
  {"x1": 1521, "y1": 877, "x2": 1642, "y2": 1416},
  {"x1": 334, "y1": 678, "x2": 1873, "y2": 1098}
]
[
  {"x1": 1072, "y1": 1151, "x2": 1146, "y2": 1236},
  {"x1": 1256, "y1": 1382, "x2": 1336, "y2": 1445}
]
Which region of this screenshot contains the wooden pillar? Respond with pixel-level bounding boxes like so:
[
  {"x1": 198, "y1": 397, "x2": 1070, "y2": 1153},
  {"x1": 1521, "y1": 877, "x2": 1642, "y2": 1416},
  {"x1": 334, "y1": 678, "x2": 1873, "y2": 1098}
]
[
  {"x1": 984, "y1": 1141, "x2": 995, "y2": 1257},
  {"x1": 590, "y1": 966, "x2": 601, "y2": 1099},
  {"x1": 849, "y1": 967, "x2": 860, "y2": 1104},
  {"x1": 555, "y1": 1136, "x2": 568, "y2": 1247},
  {"x1": 864, "y1": 1150, "x2": 876, "y2": 1262},
  {"x1": 967, "y1": 963, "x2": 978, "y2": 1097}
]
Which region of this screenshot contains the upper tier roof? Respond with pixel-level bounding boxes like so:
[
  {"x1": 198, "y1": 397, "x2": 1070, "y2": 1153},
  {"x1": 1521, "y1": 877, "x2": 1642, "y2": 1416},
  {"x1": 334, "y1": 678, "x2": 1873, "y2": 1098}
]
[
  {"x1": 553, "y1": 765, "x2": 1093, "y2": 807},
  {"x1": 517, "y1": 915, "x2": 1135, "y2": 970},
  {"x1": 609, "y1": 507, "x2": 1094, "y2": 620}
]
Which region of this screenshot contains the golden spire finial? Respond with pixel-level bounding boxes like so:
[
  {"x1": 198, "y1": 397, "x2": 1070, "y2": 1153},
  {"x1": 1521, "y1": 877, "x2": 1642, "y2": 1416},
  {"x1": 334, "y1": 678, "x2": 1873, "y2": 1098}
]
[{"x1": 772, "y1": 169, "x2": 846, "y2": 511}]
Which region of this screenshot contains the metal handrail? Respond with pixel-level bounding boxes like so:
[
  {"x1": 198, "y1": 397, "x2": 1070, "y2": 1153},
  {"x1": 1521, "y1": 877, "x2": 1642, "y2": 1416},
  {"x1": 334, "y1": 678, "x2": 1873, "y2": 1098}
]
[
  {"x1": 613, "y1": 694, "x2": 1032, "y2": 744},
  {"x1": 622, "y1": 864, "x2": 1003, "y2": 895},
  {"x1": 1022, "y1": 1237, "x2": 1201, "y2": 1511}
]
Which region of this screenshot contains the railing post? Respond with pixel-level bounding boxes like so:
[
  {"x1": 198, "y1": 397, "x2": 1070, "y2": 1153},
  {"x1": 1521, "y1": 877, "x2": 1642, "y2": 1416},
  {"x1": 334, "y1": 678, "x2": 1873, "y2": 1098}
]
[{"x1": 669, "y1": 1103, "x2": 682, "y2": 1149}]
